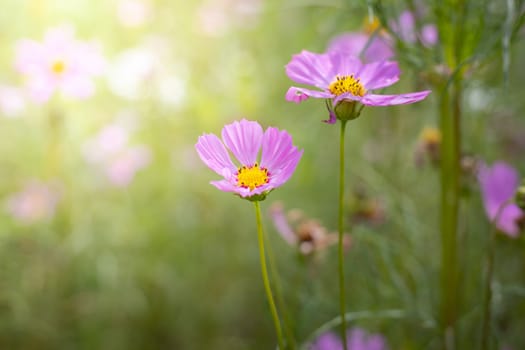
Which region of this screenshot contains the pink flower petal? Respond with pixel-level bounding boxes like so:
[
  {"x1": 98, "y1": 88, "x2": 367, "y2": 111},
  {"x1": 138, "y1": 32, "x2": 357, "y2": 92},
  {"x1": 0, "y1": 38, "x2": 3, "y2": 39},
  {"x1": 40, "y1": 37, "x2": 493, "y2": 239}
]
[
  {"x1": 357, "y1": 60, "x2": 400, "y2": 90},
  {"x1": 285, "y1": 87, "x2": 310, "y2": 103},
  {"x1": 285, "y1": 50, "x2": 333, "y2": 89},
  {"x1": 478, "y1": 162, "x2": 523, "y2": 237},
  {"x1": 261, "y1": 127, "x2": 303, "y2": 187},
  {"x1": 285, "y1": 86, "x2": 332, "y2": 102},
  {"x1": 421, "y1": 24, "x2": 438, "y2": 47},
  {"x1": 328, "y1": 51, "x2": 364, "y2": 78},
  {"x1": 221, "y1": 119, "x2": 263, "y2": 166},
  {"x1": 195, "y1": 133, "x2": 236, "y2": 179},
  {"x1": 269, "y1": 202, "x2": 297, "y2": 245},
  {"x1": 361, "y1": 90, "x2": 431, "y2": 106}
]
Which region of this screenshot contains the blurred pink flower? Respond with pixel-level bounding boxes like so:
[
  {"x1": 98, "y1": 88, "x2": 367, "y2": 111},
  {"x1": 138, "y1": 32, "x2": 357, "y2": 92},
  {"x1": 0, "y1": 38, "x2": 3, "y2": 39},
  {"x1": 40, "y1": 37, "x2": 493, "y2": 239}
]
[
  {"x1": 327, "y1": 32, "x2": 393, "y2": 62},
  {"x1": 83, "y1": 121, "x2": 151, "y2": 187},
  {"x1": 196, "y1": 0, "x2": 262, "y2": 36},
  {"x1": 269, "y1": 202, "x2": 351, "y2": 255},
  {"x1": 15, "y1": 26, "x2": 105, "y2": 103},
  {"x1": 105, "y1": 146, "x2": 152, "y2": 187},
  {"x1": 83, "y1": 123, "x2": 129, "y2": 163},
  {"x1": 5, "y1": 181, "x2": 60, "y2": 224},
  {"x1": 421, "y1": 24, "x2": 438, "y2": 47},
  {"x1": 116, "y1": 0, "x2": 152, "y2": 27},
  {"x1": 309, "y1": 327, "x2": 388, "y2": 350},
  {"x1": 0, "y1": 85, "x2": 26, "y2": 117},
  {"x1": 477, "y1": 162, "x2": 523, "y2": 237},
  {"x1": 391, "y1": 10, "x2": 438, "y2": 47}
]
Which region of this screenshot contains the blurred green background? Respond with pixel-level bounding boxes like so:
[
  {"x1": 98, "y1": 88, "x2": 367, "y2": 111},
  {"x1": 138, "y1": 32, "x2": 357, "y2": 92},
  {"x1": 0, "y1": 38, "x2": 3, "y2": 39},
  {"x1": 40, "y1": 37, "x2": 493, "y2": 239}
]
[{"x1": 0, "y1": 0, "x2": 524, "y2": 349}]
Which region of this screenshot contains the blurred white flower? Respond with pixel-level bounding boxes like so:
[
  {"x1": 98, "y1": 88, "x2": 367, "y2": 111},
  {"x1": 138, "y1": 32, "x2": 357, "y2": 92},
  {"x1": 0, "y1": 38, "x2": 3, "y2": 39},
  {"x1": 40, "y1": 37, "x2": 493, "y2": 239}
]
[
  {"x1": 6, "y1": 180, "x2": 61, "y2": 224},
  {"x1": 117, "y1": 0, "x2": 152, "y2": 27},
  {"x1": 0, "y1": 85, "x2": 26, "y2": 118},
  {"x1": 467, "y1": 86, "x2": 493, "y2": 111},
  {"x1": 107, "y1": 40, "x2": 188, "y2": 108},
  {"x1": 107, "y1": 48, "x2": 156, "y2": 100},
  {"x1": 197, "y1": 2, "x2": 229, "y2": 37},
  {"x1": 156, "y1": 75, "x2": 186, "y2": 107}
]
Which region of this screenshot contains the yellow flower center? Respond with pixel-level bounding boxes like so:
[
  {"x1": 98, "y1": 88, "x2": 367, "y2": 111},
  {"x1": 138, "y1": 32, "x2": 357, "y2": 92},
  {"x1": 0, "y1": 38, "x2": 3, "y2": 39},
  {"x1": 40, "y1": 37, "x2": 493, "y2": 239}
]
[
  {"x1": 236, "y1": 162, "x2": 269, "y2": 191},
  {"x1": 51, "y1": 60, "x2": 66, "y2": 74},
  {"x1": 328, "y1": 75, "x2": 367, "y2": 97}
]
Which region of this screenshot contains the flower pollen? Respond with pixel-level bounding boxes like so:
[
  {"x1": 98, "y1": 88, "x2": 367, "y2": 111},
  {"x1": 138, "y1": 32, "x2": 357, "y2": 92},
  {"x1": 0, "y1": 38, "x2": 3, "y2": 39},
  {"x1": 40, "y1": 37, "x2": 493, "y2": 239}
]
[
  {"x1": 51, "y1": 60, "x2": 66, "y2": 74},
  {"x1": 236, "y1": 162, "x2": 270, "y2": 191},
  {"x1": 328, "y1": 75, "x2": 367, "y2": 97}
]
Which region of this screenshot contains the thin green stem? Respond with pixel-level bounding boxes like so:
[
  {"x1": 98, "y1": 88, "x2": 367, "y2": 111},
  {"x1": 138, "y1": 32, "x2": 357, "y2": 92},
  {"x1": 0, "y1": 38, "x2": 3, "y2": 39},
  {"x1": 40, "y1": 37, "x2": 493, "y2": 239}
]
[
  {"x1": 338, "y1": 120, "x2": 348, "y2": 349},
  {"x1": 254, "y1": 201, "x2": 285, "y2": 350},
  {"x1": 480, "y1": 200, "x2": 512, "y2": 350},
  {"x1": 439, "y1": 83, "x2": 460, "y2": 350},
  {"x1": 265, "y1": 227, "x2": 297, "y2": 349}
]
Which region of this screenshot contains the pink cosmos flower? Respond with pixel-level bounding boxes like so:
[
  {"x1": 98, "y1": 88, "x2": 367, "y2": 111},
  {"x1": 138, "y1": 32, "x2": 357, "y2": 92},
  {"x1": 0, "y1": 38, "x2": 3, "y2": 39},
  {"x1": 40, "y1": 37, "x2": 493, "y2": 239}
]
[
  {"x1": 285, "y1": 51, "x2": 431, "y2": 122},
  {"x1": 5, "y1": 181, "x2": 61, "y2": 224},
  {"x1": 195, "y1": 119, "x2": 303, "y2": 200},
  {"x1": 327, "y1": 32, "x2": 393, "y2": 62},
  {"x1": 477, "y1": 162, "x2": 523, "y2": 237},
  {"x1": 15, "y1": 26, "x2": 105, "y2": 103},
  {"x1": 309, "y1": 327, "x2": 388, "y2": 350}
]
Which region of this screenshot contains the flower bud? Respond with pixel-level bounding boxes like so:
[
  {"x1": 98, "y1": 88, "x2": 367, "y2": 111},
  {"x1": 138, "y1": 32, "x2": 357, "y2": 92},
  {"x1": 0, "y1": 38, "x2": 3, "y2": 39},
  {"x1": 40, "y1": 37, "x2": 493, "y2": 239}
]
[
  {"x1": 414, "y1": 127, "x2": 441, "y2": 167},
  {"x1": 334, "y1": 101, "x2": 361, "y2": 121},
  {"x1": 516, "y1": 181, "x2": 525, "y2": 211}
]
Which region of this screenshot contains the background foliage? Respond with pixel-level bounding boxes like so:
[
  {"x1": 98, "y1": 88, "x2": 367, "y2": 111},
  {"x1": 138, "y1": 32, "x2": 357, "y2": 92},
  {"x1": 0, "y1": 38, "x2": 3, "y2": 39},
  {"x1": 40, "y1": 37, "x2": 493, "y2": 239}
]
[{"x1": 0, "y1": 0, "x2": 524, "y2": 349}]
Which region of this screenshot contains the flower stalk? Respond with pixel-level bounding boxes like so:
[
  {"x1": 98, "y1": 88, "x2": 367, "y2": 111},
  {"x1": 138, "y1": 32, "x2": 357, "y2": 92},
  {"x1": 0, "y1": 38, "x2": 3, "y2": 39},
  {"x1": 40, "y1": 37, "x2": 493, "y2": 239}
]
[
  {"x1": 439, "y1": 78, "x2": 461, "y2": 350},
  {"x1": 264, "y1": 224, "x2": 297, "y2": 349},
  {"x1": 338, "y1": 119, "x2": 349, "y2": 349},
  {"x1": 480, "y1": 199, "x2": 512, "y2": 350},
  {"x1": 254, "y1": 201, "x2": 285, "y2": 349}
]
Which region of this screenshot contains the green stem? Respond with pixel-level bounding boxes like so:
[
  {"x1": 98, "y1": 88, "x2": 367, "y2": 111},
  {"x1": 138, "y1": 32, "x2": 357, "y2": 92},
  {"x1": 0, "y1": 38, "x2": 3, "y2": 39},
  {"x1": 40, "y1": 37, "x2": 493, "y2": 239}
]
[
  {"x1": 254, "y1": 201, "x2": 285, "y2": 349},
  {"x1": 265, "y1": 226, "x2": 297, "y2": 349},
  {"x1": 338, "y1": 120, "x2": 348, "y2": 349},
  {"x1": 480, "y1": 200, "x2": 512, "y2": 350},
  {"x1": 439, "y1": 80, "x2": 460, "y2": 349}
]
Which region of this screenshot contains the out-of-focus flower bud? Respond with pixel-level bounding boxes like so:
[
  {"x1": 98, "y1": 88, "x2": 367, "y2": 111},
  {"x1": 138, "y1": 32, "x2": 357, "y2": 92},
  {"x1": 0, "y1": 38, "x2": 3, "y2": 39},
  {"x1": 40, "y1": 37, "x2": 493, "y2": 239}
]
[
  {"x1": 414, "y1": 126, "x2": 441, "y2": 167},
  {"x1": 516, "y1": 181, "x2": 525, "y2": 211}
]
